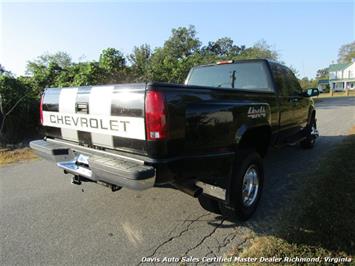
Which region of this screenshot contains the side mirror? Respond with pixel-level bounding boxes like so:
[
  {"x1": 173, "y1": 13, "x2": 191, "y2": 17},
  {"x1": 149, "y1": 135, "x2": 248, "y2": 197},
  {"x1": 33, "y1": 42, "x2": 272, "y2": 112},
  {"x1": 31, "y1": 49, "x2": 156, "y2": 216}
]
[{"x1": 305, "y1": 88, "x2": 319, "y2": 97}]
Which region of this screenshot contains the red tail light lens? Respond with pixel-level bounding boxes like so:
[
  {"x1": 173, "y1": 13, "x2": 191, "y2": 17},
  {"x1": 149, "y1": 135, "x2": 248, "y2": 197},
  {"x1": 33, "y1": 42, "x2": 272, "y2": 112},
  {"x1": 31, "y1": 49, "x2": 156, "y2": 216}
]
[
  {"x1": 40, "y1": 95, "x2": 44, "y2": 125},
  {"x1": 145, "y1": 90, "x2": 167, "y2": 140}
]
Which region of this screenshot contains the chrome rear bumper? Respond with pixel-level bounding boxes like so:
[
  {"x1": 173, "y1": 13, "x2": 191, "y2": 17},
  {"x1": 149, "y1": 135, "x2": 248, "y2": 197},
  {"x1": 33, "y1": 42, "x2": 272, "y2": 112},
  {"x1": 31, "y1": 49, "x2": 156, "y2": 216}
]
[{"x1": 30, "y1": 139, "x2": 156, "y2": 190}]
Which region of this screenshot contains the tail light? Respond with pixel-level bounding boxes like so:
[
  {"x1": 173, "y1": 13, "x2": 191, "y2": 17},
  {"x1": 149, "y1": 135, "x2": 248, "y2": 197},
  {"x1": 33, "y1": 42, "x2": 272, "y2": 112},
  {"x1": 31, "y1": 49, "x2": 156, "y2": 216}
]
[
  {"x1": 145, "y1": 90, "x2": 167, "y2": 140},
  {"x1": 39, "y1": 95, "x2": 44, "y2": 125}
]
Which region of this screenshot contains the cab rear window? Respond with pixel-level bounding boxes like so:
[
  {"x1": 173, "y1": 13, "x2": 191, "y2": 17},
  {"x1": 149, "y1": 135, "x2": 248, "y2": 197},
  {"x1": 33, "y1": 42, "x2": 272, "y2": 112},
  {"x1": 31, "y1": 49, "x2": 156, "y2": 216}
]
[{"x1": 186, "y1": 62, "x2": 273, "y2": 92}]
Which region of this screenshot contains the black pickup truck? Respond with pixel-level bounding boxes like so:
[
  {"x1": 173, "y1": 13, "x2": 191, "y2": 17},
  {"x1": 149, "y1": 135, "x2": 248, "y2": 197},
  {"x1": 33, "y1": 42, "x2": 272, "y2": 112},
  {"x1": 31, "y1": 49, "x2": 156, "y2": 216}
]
[{"x1": 30, "y1": 59, "x2": 319, "y2": 220}]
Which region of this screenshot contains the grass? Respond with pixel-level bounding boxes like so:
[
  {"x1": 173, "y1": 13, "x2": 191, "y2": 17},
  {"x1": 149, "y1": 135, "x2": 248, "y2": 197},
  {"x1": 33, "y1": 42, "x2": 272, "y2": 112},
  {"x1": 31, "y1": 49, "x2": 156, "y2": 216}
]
[
  {"x1": 0, "y1": 147, "x2": 37, "y2": 166},
  {"x1": 228, "y1": 126, "x2": 355, "y2": 265}
]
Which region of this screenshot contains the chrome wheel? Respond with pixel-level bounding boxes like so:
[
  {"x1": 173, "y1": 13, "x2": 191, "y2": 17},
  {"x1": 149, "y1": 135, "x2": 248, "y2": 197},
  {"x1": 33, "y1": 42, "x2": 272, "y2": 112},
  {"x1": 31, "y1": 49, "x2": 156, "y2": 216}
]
[
  {"x1": 242, "y1": 165, "x2": 259, "y2": 207},
  {"x1": 301, "y1": 118, "x2": 318, "y2": 149},
  {"x1": 309, "y1": 120, "x2": 318, "y2": 144},
  {"x1": 310, "y1": 125, "x2": 318, "y2": 136}
]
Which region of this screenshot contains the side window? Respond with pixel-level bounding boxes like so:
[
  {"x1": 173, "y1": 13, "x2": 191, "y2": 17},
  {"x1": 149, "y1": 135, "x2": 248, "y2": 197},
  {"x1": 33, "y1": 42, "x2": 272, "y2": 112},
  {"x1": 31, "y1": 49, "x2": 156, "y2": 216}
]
[
  {"x1": 270, "y1": 63, "x2": 288, "y2": 95},
  {"x1": 270, "y1": 63, "x2": 302, "y2": 96},
  {"x1": 284, "y1": 68, "x2": 302, "y2": 96}
]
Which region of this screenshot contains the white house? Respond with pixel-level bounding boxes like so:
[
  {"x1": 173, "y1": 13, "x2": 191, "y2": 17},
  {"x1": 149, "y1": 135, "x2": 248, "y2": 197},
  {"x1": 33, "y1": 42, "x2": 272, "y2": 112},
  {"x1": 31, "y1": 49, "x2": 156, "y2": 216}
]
[{"x1": 328, "y1": 60, "x2": 355, "y2": 91}]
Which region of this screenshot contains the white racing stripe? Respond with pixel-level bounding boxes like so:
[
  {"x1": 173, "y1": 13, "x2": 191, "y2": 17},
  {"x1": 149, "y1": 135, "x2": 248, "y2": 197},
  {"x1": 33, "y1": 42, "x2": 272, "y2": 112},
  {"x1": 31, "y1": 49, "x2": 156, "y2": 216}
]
[
  {"x1": 89, "y1": 86, "x2": 114, "y2": 147},
  {"x1": 59, "y1": 88, "x2": 78, "y2": 142}
]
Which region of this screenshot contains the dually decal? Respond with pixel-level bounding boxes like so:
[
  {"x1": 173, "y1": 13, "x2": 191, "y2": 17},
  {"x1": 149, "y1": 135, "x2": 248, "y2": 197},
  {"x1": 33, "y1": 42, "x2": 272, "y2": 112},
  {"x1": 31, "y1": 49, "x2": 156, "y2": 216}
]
[{"x1": 247, "y1": 106, "x2": 266, "y2": 119}]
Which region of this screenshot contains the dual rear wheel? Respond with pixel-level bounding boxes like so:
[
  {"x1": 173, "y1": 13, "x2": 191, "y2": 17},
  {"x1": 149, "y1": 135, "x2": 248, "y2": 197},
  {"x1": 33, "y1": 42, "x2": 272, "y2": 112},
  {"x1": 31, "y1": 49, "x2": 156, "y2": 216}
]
[{"x1": 198, "y1": 150, "x2": 264, "y2": 221}]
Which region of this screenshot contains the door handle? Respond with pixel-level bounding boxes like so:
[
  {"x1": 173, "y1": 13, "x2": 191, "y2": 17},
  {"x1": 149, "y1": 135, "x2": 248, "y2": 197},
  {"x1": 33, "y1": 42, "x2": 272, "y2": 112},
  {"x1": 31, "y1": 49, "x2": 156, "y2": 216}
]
[{"x1": 289, "y1": 97, "x2": 299, "y2": 103}]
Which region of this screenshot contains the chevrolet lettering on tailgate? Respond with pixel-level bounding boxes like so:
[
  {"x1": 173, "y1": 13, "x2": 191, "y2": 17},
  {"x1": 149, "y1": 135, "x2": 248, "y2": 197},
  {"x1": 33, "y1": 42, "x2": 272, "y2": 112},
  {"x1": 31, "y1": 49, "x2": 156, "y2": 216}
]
[{"x1": 43, "y1": 112, "x2": 145, "y2": 140}]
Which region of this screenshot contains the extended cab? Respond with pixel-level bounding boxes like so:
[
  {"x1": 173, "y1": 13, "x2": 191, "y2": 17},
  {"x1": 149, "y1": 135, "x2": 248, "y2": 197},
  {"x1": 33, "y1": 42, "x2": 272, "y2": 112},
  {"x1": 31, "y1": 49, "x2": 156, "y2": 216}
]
[{"x1": 30, "y1": 59, "x2": 319, "y2": 220}]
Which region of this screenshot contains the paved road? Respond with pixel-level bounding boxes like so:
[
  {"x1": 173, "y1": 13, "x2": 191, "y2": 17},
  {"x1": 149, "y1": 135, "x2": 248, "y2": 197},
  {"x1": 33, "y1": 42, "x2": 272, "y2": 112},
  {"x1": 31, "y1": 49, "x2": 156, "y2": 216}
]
[{"x1": 1, "y1": 97, "x2": 354, "y2": 266}]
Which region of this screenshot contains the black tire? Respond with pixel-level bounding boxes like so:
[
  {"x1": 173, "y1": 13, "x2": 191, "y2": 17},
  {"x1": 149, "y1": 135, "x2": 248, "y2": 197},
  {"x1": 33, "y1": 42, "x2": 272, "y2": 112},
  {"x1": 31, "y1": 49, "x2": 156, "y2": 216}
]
[
  {"x1": 300, "y1": 116, "x2": 317, "y2": 149},
  {"x1": 198, "y1": 194, "x2": 221, "y2": 214},
  {"x1": 219, "y1": 150, "x2": 264, "y2": 221}
]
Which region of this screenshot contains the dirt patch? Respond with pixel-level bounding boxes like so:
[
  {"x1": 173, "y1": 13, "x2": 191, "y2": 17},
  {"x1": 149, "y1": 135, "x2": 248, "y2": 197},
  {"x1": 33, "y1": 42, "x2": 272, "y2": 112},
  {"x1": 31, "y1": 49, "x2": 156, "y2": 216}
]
[{"x1": 0, "y1": 148, "x2": 38, "y2": 166}]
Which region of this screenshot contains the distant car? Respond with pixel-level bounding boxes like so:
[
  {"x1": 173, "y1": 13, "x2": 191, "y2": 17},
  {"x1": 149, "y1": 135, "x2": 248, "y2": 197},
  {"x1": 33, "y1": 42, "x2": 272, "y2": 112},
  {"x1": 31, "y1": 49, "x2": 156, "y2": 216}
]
[
  {"x1": 306, "y1": 88, "x2": 321, "y2": 96},
  {"x1": 309, "y1": 87, "x2": 323, "y2": 93}
]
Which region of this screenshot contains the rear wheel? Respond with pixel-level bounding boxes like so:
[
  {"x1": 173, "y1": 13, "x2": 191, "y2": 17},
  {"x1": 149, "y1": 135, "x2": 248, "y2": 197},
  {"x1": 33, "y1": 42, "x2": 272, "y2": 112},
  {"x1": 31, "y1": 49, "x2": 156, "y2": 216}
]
[
  {"x1": 219, "y1": 150, "x2": 264, "y2": 221},
  {"x1": 301, "y1": 116, "x2": 318, "y2": 149}
]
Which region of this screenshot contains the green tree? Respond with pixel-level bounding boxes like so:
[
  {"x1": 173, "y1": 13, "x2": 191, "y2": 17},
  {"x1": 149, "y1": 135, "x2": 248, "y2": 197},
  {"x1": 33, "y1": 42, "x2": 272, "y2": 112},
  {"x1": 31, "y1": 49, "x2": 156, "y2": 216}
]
[
  {"x1": 25, "y1": 52, "x2": 73, "y2": 94},
  {"x1": 0, "y1": 71, "x2": 33, "y2": 142},
  {"x1": 337, "y1": 41, "x2": 355, "y2": 63},
  {"x1": 26, "y1": 51, "x2": 71, "y2": 75},
  {"x1": 163, "y1": 25, "x2": 201, "y2": 58},
  {"x1": 202, "y1": 37, "x2": 242, "y2": 57},
  {"x1": 54, "y1": 62, "x2": 105, "y2": 87},
  {"x1": 299, "y1": 77, "x2": 317, "y2": 90},
  {"x1": 99, "y1": 48, "x2": 128, "y2": 83},
  {"x1": 0, "y1": 64, "x2": 6, "y2": 74},
  {"x1": 99, "y1": 48, "x2": 126, "y2": 71},
  {"x1": 238, "y1": 40, "x2": 278, "y2": 61},
  {"x1": 316, "y1": 67, "x2": 329, "y2": 79},
  {"x1": 147, "y1": 25, "x2": 203, "y2": 83},
  {"x1": 129, "y1": 44, "x2": 151, "y2": 81},
  {"x1": 27, "y1": 62, "x2": 63, "y2": 95},
  {"x1": 147, "y1": 48, "x2": 202, "y2": 83}
]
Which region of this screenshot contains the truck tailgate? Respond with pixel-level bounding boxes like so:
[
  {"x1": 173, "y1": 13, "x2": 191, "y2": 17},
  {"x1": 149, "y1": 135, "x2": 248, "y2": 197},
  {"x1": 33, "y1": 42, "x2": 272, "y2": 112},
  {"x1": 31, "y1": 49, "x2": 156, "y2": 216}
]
[{"x1": 42, "y1": 83, "x2": 147, "y2": 154}]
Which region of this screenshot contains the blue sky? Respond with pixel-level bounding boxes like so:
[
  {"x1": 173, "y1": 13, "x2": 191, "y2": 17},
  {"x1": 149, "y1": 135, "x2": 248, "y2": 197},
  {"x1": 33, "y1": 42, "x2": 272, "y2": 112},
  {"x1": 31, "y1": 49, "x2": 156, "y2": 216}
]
[{"x1": 1, "y1": 1, "x2": 354, "y2": 78}]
